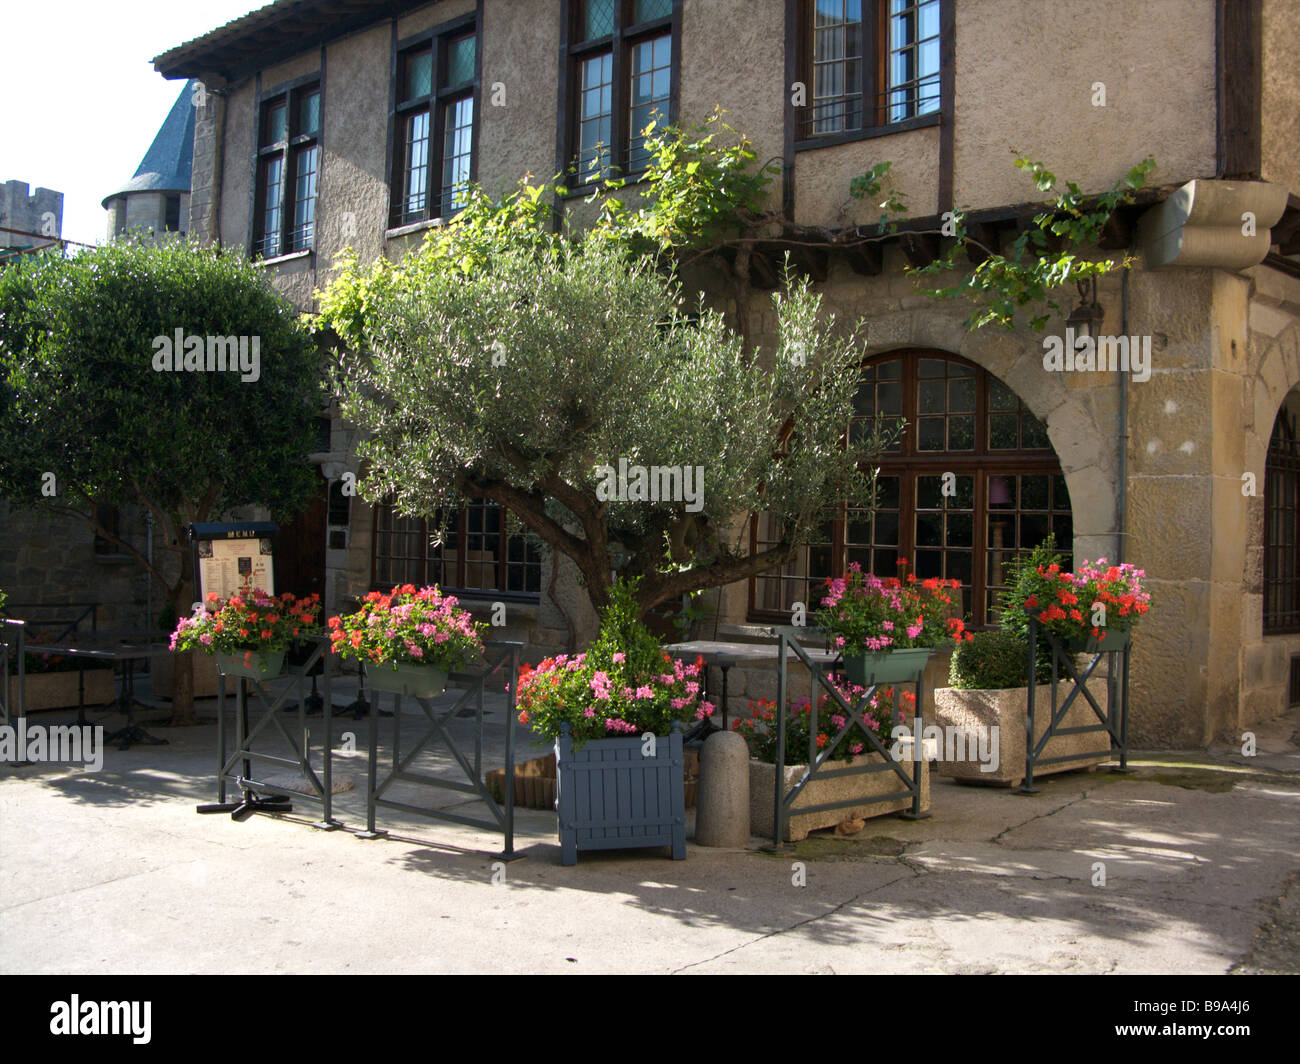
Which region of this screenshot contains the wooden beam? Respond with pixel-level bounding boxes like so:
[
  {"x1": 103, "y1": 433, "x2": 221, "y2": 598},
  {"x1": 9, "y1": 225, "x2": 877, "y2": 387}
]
[
  {"x1": 843, "y1": 242, "x2": 883, "y2": 276},
  {"x1": 1216, "y1": 0, "x2": 1263, "y2": 179},
  {"x1": 962, "y1": 222, "x2": 998, "y2": 264},
  {"x1": 1096, "y1": 210, "x2": 1133, "y2": 250},
  {"x1": 900, "y1": 232, "x2": 939, "y2": 267}
]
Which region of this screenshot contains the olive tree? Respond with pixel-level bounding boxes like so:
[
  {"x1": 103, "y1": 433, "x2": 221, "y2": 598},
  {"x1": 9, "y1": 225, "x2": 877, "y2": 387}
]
[{"x1": 321, "y1": 221, "x2": 882, "y2": 620}]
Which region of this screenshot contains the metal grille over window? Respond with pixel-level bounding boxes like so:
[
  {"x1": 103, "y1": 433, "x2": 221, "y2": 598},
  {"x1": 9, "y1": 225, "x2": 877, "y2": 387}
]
[
  {"x1": 812, "y1": 0, "x2": 863, "y2": 135},
  {"x1": 798, "y1": 0, "x2": 945, "y2": 142},
  {"x1": 565, "y1": 0, "x2": 677, "y2": 184},
  {"x1": 886, "y1": 0, "x2": 940, "y2": 122},
  {"x1": 1265, "y1": 405, "x2": 1300, "y2": 633}
]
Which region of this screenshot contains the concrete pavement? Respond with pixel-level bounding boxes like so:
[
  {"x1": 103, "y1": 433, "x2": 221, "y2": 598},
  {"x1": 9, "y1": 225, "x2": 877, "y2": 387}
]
[{"x1": 2, "y1": 682, "x2": 1298, "y2": 974}]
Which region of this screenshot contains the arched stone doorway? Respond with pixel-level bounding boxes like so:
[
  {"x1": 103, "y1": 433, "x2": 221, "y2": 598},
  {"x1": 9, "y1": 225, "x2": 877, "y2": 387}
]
[{"x1": 748, "y1": 348, "x2": 1074, "y2": 627}]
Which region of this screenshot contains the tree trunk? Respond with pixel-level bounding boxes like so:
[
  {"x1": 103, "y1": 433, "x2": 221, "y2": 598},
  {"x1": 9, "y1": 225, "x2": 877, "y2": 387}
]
[{"x1": 165, "y1": 559, "x2": 197, "y2": 725}]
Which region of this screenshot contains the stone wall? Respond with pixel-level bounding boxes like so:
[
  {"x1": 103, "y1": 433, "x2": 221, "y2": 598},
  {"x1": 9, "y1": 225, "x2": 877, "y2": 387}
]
[{"x1": 0, "y1": 501, "x2": 152, "y2": 635}]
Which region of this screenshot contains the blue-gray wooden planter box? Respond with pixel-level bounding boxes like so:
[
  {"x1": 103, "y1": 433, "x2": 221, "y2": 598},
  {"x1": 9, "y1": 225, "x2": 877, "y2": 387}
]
[{"x1": 554, "y1": 722, "x2": 686, "y2": 866}]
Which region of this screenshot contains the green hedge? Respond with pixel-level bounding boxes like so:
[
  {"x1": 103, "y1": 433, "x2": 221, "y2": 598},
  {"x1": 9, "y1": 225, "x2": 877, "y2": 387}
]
[{"x1": 948, "y1": 629, "x2": 1031, "y2": 690}]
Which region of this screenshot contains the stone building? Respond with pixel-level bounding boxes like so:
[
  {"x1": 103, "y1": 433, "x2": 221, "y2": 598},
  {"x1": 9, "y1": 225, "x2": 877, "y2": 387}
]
[
  {"x1": 0, "y1": 180, "x2": 63, "y2": 262},
  {"x1": 142, "y1": 0, "x2": 1298, "y2": 746}
]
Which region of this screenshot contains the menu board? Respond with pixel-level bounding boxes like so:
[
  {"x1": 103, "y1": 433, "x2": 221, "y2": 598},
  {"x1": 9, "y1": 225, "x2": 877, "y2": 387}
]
[{"x1": 190, "y1": 523, "x2": 278, "y2": 602}]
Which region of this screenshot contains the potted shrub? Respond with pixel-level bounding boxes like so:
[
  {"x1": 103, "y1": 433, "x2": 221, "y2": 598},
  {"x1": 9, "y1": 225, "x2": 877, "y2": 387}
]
[
  {"x1": 516, "y1": 578, "x2": 714, "y2": 865},
  {"x1": 814, "y1": 560, "x2": 973, "y2": 684},
  {"x1": 734, "y1": 680, "x2": 931, "y2": 841},
  {"x1": 933, "y1": 628, "x2": 1112, "y2": 786},
  {"x1": 171, "y1": 589, "x2": 322, "y2": 680},
  {"x1": 327, "y1": 584, "x2": 487, "y2": 698}
]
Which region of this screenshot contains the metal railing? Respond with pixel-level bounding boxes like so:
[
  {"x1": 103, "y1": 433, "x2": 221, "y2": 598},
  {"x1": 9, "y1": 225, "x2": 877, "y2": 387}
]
[
  {"x1": 0, "y1": 619, "x2": 26, "y2": 731},
  {"x1": 1020, "y1": 617, "x2": 1130, "y2": 793},
  {"x1": 360, "y1": 641, "x2": 522, "y2": 858},
  {"x1": 771, "y1": 632, "x2": 928, "y2": 847},
  {"x1": 197, "y1": 635, "x2": 339, "y2": 828}
]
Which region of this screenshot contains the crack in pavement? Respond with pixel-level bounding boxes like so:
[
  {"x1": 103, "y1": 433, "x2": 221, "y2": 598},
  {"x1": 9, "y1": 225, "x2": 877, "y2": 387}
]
[
  {"x1": 669, "y1": 868, "x2": 920, "y2": 974},
  {"x1": 990, "y1": 792, "x2": 1089, "y2": 845}
]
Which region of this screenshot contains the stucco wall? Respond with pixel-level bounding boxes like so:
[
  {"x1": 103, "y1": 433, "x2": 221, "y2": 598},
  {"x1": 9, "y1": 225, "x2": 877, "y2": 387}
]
[
  {"x1": 478, "y1": 0, "x2": 559, "y2": 197},
  {"x1": 954, "y1": 0, "x2": 1217, "y2": 212},
  {"x1": 1262, "y1": 0, "x2": 1300, "y2": 188}
]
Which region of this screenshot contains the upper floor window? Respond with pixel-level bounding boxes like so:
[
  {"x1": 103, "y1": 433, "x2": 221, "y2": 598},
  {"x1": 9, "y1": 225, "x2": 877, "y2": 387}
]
[
  {"x1": 561, "y1": 0, "x2": 679, "y2": 186},
  {"x1": 795, "y1": 0, "x2": 942, "y2": 146},
  {"x1": 391, "y1": 20, "x2": 479, "y2": 228},
  {"x1": 254, "y1": 81, "x2": 320, "y2": 258}
]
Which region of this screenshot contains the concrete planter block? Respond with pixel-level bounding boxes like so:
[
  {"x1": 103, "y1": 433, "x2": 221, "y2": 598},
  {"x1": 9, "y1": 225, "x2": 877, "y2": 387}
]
[
  {"x1": 6, "y1": 669, "x2": 115, "y2": 713},
  {"x1": 933, "y1": 677, "x2": 1112, "y2": 786},
  {"x1": 555, "y1": 725, "x2": 687, "y2": 865},
  {"x1": 749, "y1": 739, "x2": 931, "y2": 843}
]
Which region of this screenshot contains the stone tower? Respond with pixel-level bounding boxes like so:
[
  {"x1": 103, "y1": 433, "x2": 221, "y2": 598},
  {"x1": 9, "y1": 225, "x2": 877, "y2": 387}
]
[{"x1": 102, "y1": 79, "x2": 196, "y2": 241}]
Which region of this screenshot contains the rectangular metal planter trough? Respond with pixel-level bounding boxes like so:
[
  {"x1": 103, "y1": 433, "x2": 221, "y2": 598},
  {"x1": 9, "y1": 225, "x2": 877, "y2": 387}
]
[{"x1": 554, "y1": 723, "x2": 686, "y2": 866}]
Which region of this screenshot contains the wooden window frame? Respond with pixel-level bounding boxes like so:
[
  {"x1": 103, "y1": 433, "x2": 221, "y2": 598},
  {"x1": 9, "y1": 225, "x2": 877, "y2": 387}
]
[
  {"x1": 371, "y1": 498, "x2": 542, "y2": 602},
  {"x1": 747, "y1": 351, "x2": 1071, "y2": 629},
  {"x1": 557, "y1": 0, "x2": 682, "y2": 191},
  {"x1": 388, "y1": 13, "x2": 481, "y2": 229},
  {"x1": 791, "y1": 0, "x2": 945, "y2": 152},
  {"x1": 252, "y1": 74, "x2": 321, "y2": 258}
]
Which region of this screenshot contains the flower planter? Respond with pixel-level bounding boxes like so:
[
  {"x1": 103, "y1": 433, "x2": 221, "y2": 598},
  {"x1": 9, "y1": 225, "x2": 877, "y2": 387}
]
[
  {"x1": 214, "y1": 649, "x2": 286, "y2": 681},
  {"x1": 841, "y1": 647, "x2": 934, "y2": 686},
  {"x1": 749, "y1": 738, "x2": 932, "y2": 843},
  {"x1": 365, "y1": 662, "x2": 449, "y2": 698},
  {"x1": 5, "y1": 668, "x2": 116, "y2": 713},
  {"x1": 487, "y1": 747, "x2": 699, "y2": 811},
  {"x1": 1060, "y1": 629, "x2": 1131, "y2": 655},
  {"x1": 933, "y1": 676, "x2": 1112, "y2": 786},
  {"x1": 554, "y1": 724, "x2": 686, "y2": 865}
]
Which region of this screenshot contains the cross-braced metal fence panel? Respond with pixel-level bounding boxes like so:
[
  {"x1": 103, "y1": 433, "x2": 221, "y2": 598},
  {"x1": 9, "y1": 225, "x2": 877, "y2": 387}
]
[
  {"x1": 1020, "y1": 616, "x2": 1130, "y2": 793},
  {"x1": 771, "y1": 633, "x2": 928, "y2": 847},
  {"x1": 360, "y1": 641, "x2": 521, "y2": 858}
]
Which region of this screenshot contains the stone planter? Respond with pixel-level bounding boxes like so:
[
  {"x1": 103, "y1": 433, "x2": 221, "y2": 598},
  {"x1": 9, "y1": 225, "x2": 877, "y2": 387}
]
[
  {"x1": 151, "y1": 650, "x2": 235, "y2": 699},
  {"x1": 841, "y1": 647, "x2": 934, "y2": 686},
  {"x1": 365, "y1": 662, "x2": 448, "y2": 698},
  {"x1": 554, "y1": 724, "x2": 686, "y2": 865},
  {"x1": 5, "y1": 668, "x2": 115, "y2": 713},
  {"x1": 933, "y1": 676, "x2": 1112, "y2": 786},
  {"x1": 749, "y1": 737, "x2": 932, "y2": 843},
  {"x1": 214, "y1": 649, "x2": 286, "y2": 681}
]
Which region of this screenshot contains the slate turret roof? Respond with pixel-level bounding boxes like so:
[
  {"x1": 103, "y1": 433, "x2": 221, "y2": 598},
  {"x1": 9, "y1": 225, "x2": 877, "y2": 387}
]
[{"x1": 101, "y1": 80, "x2": 196, "y2": 207}]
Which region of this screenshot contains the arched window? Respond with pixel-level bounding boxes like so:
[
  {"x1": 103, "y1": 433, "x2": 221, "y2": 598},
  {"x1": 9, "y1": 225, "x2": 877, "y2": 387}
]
[
  {"x1": 750, "y1": 350, "x2": 1073, "y2": 627},
  {"x1": 1264, "y1": 400, "x2": 1300, "y2": 633}
]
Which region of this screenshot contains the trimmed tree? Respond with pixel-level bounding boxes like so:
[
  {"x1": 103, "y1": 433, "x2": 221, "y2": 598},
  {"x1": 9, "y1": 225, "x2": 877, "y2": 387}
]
[{"x1": 0, "y1": 240, "x2": 322, "y2": 721}]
